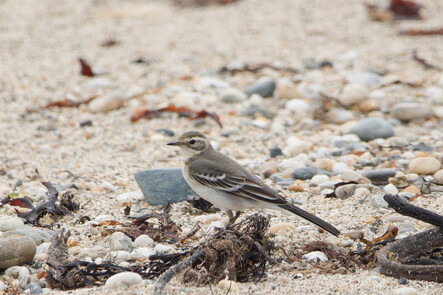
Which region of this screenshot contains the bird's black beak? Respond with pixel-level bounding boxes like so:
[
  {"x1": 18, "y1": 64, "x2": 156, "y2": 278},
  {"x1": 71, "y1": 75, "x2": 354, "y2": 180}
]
[{"x1": 167, "y1": 141, "x2": 183, "y2": 146}]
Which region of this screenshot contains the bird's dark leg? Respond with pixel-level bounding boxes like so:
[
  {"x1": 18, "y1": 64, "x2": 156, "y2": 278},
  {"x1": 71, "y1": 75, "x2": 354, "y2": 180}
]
[{"x1": 226, "y1": 210, "x2": 242, "y2": 225}]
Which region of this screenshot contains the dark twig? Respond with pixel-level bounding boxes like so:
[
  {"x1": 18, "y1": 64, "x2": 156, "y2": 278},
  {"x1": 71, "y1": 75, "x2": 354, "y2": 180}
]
[
  {"x1": 383, "y1": 194, "x2": 443, "y2": 228},
  {"x1": 153, "y1": 251, "x2": 204, "y2": 295}
]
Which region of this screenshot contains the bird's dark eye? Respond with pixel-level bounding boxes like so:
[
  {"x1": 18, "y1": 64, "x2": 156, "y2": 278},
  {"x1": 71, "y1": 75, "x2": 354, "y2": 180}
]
[{"x1": 189, "y1": 139, "x2": 196, "y2": 145}]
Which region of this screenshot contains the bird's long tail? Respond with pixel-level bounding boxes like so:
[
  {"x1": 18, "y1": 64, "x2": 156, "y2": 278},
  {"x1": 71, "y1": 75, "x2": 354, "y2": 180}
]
[{"x1": 279, "y1": 203, "x2": 340, "y2": 237}]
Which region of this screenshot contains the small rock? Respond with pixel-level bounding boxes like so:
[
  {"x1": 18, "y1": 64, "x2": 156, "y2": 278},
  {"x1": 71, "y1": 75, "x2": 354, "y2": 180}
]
[
  {"x1": 299, "y1": 83, "x2": 324, "y2": 99},
  {"x1": 353, "y1": 187, "x2": 371, "y2": 199},
  {"x1": 340, "y1": 169, "x2": 362, "y2": 181},
  {"x1": 88, "y1": 91, "x2": 128, "y2": 113},
  {"x1": 268, "y1": 223, "x2": 296, "y2": 234},
  {"x1": 277, "y1": 78, "x2": 300, "y2": 99},
  {"x1": 398, "y1": 277, "x2": 408, "y2": 285},
  {"x1": 0, "y1": 236, "x2": 36, "y2": 269},
  {"x1": 339, "y1": 239, "x2": 353, "y2": 248},
  {"x1": 285, "y1": 99, "x2": 312, "y2": 120},
  {"x1": 310, "y1": 174, "x2": 329, "y2": 185},
  {"x1": 363, "y1": 169, "x2": 396, "y2": 184},
  {"x1": 434, "y1": 106, "x2": 443, "y2": 119},
  {"x1": 348, "y1": 117, "x2": 394, "y2": 142},
  {"x1": 393, "y1": 287, "x2": 418, "y2": 295},
  {"x1": 130, "y1": 247, "x2": 155, "y2": 259},
  {"x1": 109, "y1": 232, "x2": 133, "y2": 252},
  {"x1": 28, "y1": 282, "x2": 43, "y2": 294},
  {"x1": 333, "y1": 162, "x2": 349, "y2": 173},
  {"x1": 425, "y1": 86, "x2": 443, "y2": 105},
  {"x1": 370, "y1": 194, "x2": 389, "y2": 208},
  {"x1": 345, "y1": 71, "x2": 381, "y2": 86},
  {"x1": 391, "y1": 103, "x2": 433, "y2": 121},
  {"x1": 0, "y1": 216, "x2": 24, "y2": 232},
  {"x1": 409, "y1": 157, "x2": 441, "y2": 174},
  {"x1": 133, "y1": 235, "x2": 154, "y2": 248},
  {"x1": 78, "y1": 245, "x2": 107, "y2": 260},
  {"x1": 338, "y1": 84, "x2": 368, "y2": 106},
  {"x1": 335, "y1": 184, "x2": 358, "y2": 199},
  {"x1": 433, "y1": 169, "x2": 443, "y2": 182},
  {"x1": 1, "y1": 226, "x2": 52, "y2": 245},
  {"x1": 5, "y1": 266, "x2": 30, "y2": 288},
  {"x1": 348, "y1": 230, "x2": 364, "y2": 240},
  {"x1": 245, "y1": 78, "x2": 276, "y2": 97},
  {"x1": 324, "y1": 108, "x2": 355, "y2": 124},
  {"x1": 220, "y1": 88, "x2": 247, "y2": 103},
  {"x1": 105, "y1": 272, "x2": 142, "y2": 289},
  {"x1": 154, "y1": 244, "x2": 173, "y2": 254},
  {"x1": 383, "y1": 184, "x2": 398, "y2": 194},
  {"x1": 115, "y1": 191, "x2": 144, "y2": 204},
  {"x1": 36, "y1": 242, "x2": 51, "y2": 255},
  {"x1": 0, "y1": 281, "x2": 6, "y2": 292},
  {"x1": 100, "y1": 181, "x2": 117, "y2": 192},
  {"x1": 358, "y1": 99, "x2": 380, "y2": 113},
  {"x1": 103, "y1": 251, "x2": 130, "y2": 264},
  {"x1": 302, "y1": 251, "x2": 328, "y2": 262},
  {"x1": 315, "y1": 158, "x2": 336, "y2": 172},
  {"x1": 135, "y1": 168, "x2": 196, "y2": 206},
  {"x1": 292, "y1": 167, "x2": 320, "y2": 180},
  {"x1": 270, "y1": 147, "x2": 283, "y2": 158},
  {"x1": 217, "y1": 279, "x2": 239, "y2": 292},
  {"x1": 283, "y1": 141, "x2": 312, "y2": 157}
]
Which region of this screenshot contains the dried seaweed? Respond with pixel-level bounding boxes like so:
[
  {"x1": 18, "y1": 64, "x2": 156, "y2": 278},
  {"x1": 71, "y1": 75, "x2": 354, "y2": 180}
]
[
  {"x1": 389, "y1": 0, "x2": 422, "y2": 19},
  {"x1": 13, "y1": 182, "x2": 76, "y2": 224},
  {"x1": 79, "y1": 58, "x2": 95, "y2": 77},
  {"x1": 44, "y1": 96, "x2": 97, "y2": 108},
  {"x1": 412, "y1": 50, "x2": 441, "y2": 70},
  {"x1": 130, "y1": 104, "x2": 223, "y2": 127},
  {"x1": 401, "y1": 28, "x2": 443, "y2": 36},
  {"x1": 99, "y1": 208, "x2": 181, "y2": 243}
]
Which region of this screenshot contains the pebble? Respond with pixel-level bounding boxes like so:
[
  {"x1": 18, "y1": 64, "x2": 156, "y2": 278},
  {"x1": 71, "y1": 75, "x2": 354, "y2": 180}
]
[
  {"x1": 315, "y1": 158, "x2": 336, "y2": 172},
  {"x1": 88, "y1": 91, "x2": 128, "y2": 113},
  {"x1": 338, "y1": 84, "x2": 368, "y2": 106},
  {"x1": 0, "y1": 226, "x2": 52, "y2": 246},
  {"x1": 324, "y1": 108, "x2": 355, "y2": 124},
  {"x1": 115, "y1": 191, "x2": 144, "y2": 204},
  {"x1": 130, "y1": 247, "x2": 155, "y2": 259},
  {"x1": 245, "y1": 78, "x2": 276, "y2": 97},
  {"x1": 100, "y1": 181, "x2": 117, "y2": 192},
  {"x1": 285, "y1": 99, "x2": 312, "y2": 120},
  {"x1": 409, "y1": 157, "x2": 441, "y2": 174},
  {"x1": 348, "y1": 118, "x2": 394, "y2": 142},
  {"x1": 348, "y1": 230, "x2": 364, "y2": 240},
  {"x1": 277, "y1": 78, "x2": 300, "y2": 99},
  {"x1": 0, "y1": 216, "x2": 24, "y2": 232},
  {"x1": 220, "y1": 88, "x2": 247, "y2": 103},
  {"x1": 268, "y1": 222, "x2": 296, "y2": 234},
  {"x1": 310, "y1": 174, "x2": 329, "y2": 185},
  {"x1": 134, "y1": 168, "x2": 196, "y2": 206},
  {"x1": 28, "y1": 281, "x2": 43, "y2": 294},
  {"x1": 339, "y1": 239, "x2": 353, "y2": 248},
  {"x1": 36, "y1": 242, "x2": 51, "y2": 255},
  {"x1": 109, "y1": 232, "x2": 133, "y2": 252},
  {"x1": 425, "y1": 86, "x2": 443, "y2": 105},
  {"x1": 283, "y1": 141, "x2": 312, "y2": 157},
  {"x1": 105, "y1": 272, "x2": 142, "y2": 289},
  {"x1": 345, "y1": 71, "x2": 381, "y2": 86},
  {"x1": 335, "y1": 184, "x2": 358, "y2": 199},
  {"x1": 370, "y1": 194, "x2": 389, "y2": 209},
  {"x1": 383, "y1": 184, "x2": 398, "y2": 194},
  {"x1": 0, "y1": 236, "x2": 36, "y2": 269},
  {"x1": 104, "y1": 251, "x2": 130, "y2": 264},
  {"x1": 353, "y1": 187, "x2": 371, "y2": 199},
  {"x1": 391, "y1": 103, "x2": 433, "y2": 121},
  {"x1": 298, "y1": 83, "x2": 324, "y2": 99},
  {"x1": 292, "y1": 167, "x2": 320, "y2": 180},
  {"x1": 433, "y1": 169, "x2": 443, "y2": 182},
  {"x1": 133, "y1": 235, "x2": 155, "y2": 248},
  {"x1": 332, "y1": 162, "x2": 349, "y2": 173},
  {"x1": 435, "y1": 106, "x2": 443, "y2": 119},
  {"x1": 78, "y1": 245, "x2": 107, "y2": 260},
  {"x1": 393, "y1": 287, "x2": 418, "y2": 295},
  {"x1": 302, "y1": 251, "x2": 328, "y2": 262},
  {"x1": 269, "y1": 147, "x2": 283, "y2": 158},
  {"x1": 0, "y1": 281, "x2": 5, "y2": 292},
  {"x1": 5, "y1": 266, "x2": 30, "y2": 289},
  {"x1": 398, "y1": 277, "x2": 408, "y2": 285},
  {"x1": 363, "y1": 169, "x2": 396, "y2": 184},
  {"x1": 154, "y1": 244, "x2": 173, "y2": 254},
  {"x1": 217, "y1": 279, "x2": 239, "y2": 292},
  {"x1": 340, "y1": 169, "x2": 363, "y2": 181}
]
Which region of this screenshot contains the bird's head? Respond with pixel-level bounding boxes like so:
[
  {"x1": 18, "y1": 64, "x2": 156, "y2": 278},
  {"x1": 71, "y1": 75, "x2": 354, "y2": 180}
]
[{"x1": 167, "y1": 131, "x2": 212, "y2": 158}]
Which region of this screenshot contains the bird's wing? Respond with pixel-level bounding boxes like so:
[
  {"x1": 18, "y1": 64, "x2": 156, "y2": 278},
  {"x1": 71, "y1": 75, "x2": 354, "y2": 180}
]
[{"x1": 188, "y1": 158, "x2": 287, "y2": 205}]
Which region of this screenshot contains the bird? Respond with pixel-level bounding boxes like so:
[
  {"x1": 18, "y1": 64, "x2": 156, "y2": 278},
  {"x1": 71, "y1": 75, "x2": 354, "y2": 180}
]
[{"x1": 167, "y1": 131, "x2": 340, "y2": 236}]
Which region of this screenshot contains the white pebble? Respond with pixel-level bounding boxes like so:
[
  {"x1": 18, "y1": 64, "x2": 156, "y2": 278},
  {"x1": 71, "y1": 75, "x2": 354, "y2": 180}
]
[
  {"x1": 193, "y1": 213, "x2": 222, "y2": 223},
  {"x1": 409, "y1": 157, "x2": 441, "y2": 174},
  {"x1": 393, "y1": 287, "x2": 419, "y2": 295},
  {"x1": 105, "y1": 272, "x2": 142, "y2": 289},
  {"x1": 283, "y1": 141, "x2": 312, "y2": 157},
  {"x1": 88, "y1": 91, "x2": 128, "y2": 113},
  {"x1": 338, "y1": 84, "x2": 368, "y2": 106},
  {"x1": 383, "y1": 184, "x2": 398, "y2": 194},
  {"x1": 433, "y1": 169, "x2": 443, "y2": 182},
  {"x1": 217, "y1": 279, "x2": 239, "y2": 291},
  {"x1": 133, "y1": 235, "x2": 154, "y2": 248},
  {"x1": 36, "y1": 242, "x2": 51, "y2": 255},
  {"x1": 0, "y1": 281, "x2": 5, "y2": 292},
  {"x1": 154, "y1": 244, "x2": 173, "y2": 254},
  {"x1": 130, "y1": 247, "x2": 155, "y2": 259},
  {"x1": 332, "y1": 162, "x2": 349, "y2": 173},
  {"x1": 310, "y1": 175, "x2": 329, "y2": 185},
  {"x1": 5, "y1": 266, "x2": 30, "y2": 289},
  {"x1": 100, "y1": 181, "x2": 117, "y2": 192},
  {"x1": 302, "y1": 251, "x2": 328, "y2": 262},
  {"x1": 109, "y1": 232, "x2": 133, "y2": 251},
  {"x1": 340, "y1": 169, "x2": 362, "y2": 181},
  {"x1": 104, "y1": 251, "x2": 130, "y2": 263},
  {"x1": 268, "y1": 222, "x2": 296, "y2": 234},
  {"x1": 0, "y1": 216, "x2": 24, "y2": 232},
  {"x1": 116, "y1": 191, "x2": 144, "y2": 204}
]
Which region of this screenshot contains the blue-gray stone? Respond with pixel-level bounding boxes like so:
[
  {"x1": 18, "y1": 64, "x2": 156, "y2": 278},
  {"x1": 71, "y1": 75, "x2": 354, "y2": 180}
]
[
  {"x1": 245, "y1": 79, "x2": 276, "y2": 97},
  {"x1": 270, "y1": 147, "x2": 283, "y2": 158},
  {"x1": 363, "y1": 169, "x2": 396, "y2": 184},
  {"x1": 348, "y1": 117, "x2": 394, "y2": 142},
  {"x1": 292, "y1": 167, "x2": 322, "y2": 180},
  {"x1": 29, "y1": 282, "x2": 43, "y2": 294},
  {"x1": 135, "y1": 168, "x2": 196, "y2": 206}
]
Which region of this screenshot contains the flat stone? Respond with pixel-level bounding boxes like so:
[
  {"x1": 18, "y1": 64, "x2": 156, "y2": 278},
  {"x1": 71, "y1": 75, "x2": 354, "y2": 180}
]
[
  {"x1": 348, "y1": 117, "x2": 394, "y2": 141},
  {"x1": 135, "y1": 168, "x2": 196, "y2": 206},
  {"x1": 29, "y1": 282, "x2": 43, "y2": 294},
  {"x1": 391, "y1": 102, "x2": 433, "y2": 121},
  {"x1": 292, "y1": 167, "x2": 323, "y2": 180},
  {"x1": 105, "y1": 272, "x2": 142, "y2": 289},
  {"x1": 409, "y1": 157, "x2": 441, "y2": 174},
  {"x1": 0, "y1": 216, "x2": 24, "y2": 232},
  {"x1": 0, "y1": 236, "x2": 36, "y2": 269},
  {"x1": 0, "y1": 226, "x2": 53, "y2": 245},
  {"x1": 245, "y1": 78, "x2": 276, "y2": 97},
  {"x1": 269, "y1": 147, "x2": 283, "y2": 158},
  {"x1": 338, "y1": 84, "x2": 368, "y2": 106},
  {"x1": 363, "y1": 168, "x2": 396, "y2": 184},
  {"x1": 109, "y1": 232, "x2": 133, "y2": 252}
]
